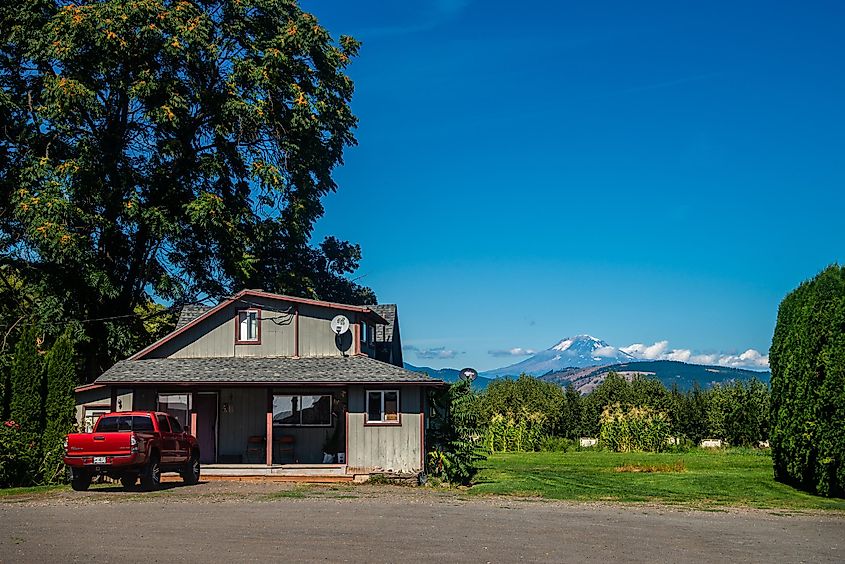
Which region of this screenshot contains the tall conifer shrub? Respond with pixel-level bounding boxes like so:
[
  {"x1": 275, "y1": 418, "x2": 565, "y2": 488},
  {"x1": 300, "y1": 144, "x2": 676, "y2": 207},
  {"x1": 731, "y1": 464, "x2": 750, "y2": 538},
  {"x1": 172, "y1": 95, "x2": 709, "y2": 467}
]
[
  {"x1": 10, "y1": 326, "x2": 45, "y2": 434},
  {"x1": 42, "y1": 331, "x2": 78, "y2": 483},
  {"x1": 770, "y1": 265, "x2": 845, "y2": 497}
]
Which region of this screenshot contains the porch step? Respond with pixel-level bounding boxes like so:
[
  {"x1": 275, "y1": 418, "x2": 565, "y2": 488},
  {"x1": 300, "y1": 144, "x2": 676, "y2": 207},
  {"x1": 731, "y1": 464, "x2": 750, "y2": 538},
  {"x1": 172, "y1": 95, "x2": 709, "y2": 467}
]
[
  {"x1": 202, "y1": 475, "x2": 353, "y2": 483},
  {"x1": 200, "y1": 464, "x2": 349, "y2": 478}
]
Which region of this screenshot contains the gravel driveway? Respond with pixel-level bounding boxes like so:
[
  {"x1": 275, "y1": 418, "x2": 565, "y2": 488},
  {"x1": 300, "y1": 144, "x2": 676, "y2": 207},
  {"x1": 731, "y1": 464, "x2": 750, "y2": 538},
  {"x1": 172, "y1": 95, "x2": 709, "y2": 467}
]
[{"x1": 1, "y1": 481, "x2": 842, "y2": 563}]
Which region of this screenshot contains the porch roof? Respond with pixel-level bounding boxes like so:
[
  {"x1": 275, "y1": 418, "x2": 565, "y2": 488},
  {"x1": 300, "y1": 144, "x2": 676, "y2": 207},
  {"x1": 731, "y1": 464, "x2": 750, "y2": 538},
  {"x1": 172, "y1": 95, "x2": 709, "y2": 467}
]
[{"x1": 94, "y1": 355, "x2": 445, "y2": 386}]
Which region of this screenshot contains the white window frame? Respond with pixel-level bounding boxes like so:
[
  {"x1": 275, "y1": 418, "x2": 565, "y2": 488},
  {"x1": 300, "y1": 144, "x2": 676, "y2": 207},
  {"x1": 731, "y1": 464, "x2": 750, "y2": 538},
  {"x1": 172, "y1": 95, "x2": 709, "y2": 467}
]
[
  {"x1": 83, "y1": 407, "x2": 111, "y2": 433},
  {"x1": 272, "y1": 394, "x2": 333, "y2": 427},
  {"x1": 365, "y1": 389, "x2": 400, "y2": 425},
  {"x1": 237, "y1": 309, "x2": 260, "y2": 343},
  {"x1": 157, "y1": 393, "x2": 192, "y2": 433}
]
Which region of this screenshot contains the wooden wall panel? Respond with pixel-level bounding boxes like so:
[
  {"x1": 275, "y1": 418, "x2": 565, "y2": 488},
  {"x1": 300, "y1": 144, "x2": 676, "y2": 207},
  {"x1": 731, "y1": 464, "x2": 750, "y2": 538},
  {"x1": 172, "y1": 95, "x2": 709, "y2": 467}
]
[
  {"x1": 148, "y1": 299, "x2": 364, "y2": 359},
  {"x1": 347, "y1": 386, "x2": 422, "y2": 473},
  {"x1": 217, "y1": 387, "x2": 266, "y2": 460}
]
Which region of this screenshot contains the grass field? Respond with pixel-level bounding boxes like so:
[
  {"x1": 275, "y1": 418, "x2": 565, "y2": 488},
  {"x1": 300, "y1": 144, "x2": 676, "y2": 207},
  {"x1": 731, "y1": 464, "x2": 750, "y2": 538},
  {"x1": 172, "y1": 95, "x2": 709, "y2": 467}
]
[{"x1": 470, "y1": 449, "x2": 845, "y2": 510}]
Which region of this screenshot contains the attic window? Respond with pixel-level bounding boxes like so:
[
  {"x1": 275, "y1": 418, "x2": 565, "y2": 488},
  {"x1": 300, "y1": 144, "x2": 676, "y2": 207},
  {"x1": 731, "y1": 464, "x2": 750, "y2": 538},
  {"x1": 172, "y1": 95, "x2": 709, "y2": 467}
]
[{"x1": 237, "y1": 309, "x2": 260, "y2": 343}]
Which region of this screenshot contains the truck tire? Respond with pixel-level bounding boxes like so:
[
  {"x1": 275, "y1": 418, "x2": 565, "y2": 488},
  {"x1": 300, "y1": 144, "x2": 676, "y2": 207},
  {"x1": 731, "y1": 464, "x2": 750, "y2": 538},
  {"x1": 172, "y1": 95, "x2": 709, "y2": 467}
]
[
  {"x1": 70, "y1": 469, "x2": 92, "y2": 492},
  {"x1": 140, "y1": 455, "x2": 161, "y2": 491},
  {"x1": 181, "y1": 453, "x2": 201, "y2": 485},
  {"x1": 120, "y1": 473, "x2": 138, "y2": 490}
]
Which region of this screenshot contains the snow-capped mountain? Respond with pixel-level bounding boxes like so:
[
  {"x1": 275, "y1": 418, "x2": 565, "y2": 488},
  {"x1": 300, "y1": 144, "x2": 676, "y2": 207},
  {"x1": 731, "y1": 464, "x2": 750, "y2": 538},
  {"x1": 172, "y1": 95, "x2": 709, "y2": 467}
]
[{"x1": 481, "y1": 335, "x2": 634, "y2": 378}]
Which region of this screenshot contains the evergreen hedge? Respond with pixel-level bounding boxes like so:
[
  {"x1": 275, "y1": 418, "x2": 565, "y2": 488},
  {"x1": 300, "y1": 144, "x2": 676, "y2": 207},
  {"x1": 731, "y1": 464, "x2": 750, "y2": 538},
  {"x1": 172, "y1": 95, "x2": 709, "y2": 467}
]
[
  {"x1": 42, "y1": 331, "x2": 79, "y2": 483},
  {"x1": 770, "y1": 265, "x2": 845, "y2": 497},
  {"x1": 10, "y1": 326, "x2": 44, "y2": 434}
]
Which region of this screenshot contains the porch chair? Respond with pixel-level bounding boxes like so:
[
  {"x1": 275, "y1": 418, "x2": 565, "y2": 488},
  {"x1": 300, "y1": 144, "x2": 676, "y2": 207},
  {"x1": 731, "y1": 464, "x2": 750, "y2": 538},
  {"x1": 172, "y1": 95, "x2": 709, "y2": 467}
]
[
  {"x1": 245, "y1": 435, "x2": 265, "y2": 463},
  {"x1": 274, "y1": 435, "x2": 295, "y2": 464}
]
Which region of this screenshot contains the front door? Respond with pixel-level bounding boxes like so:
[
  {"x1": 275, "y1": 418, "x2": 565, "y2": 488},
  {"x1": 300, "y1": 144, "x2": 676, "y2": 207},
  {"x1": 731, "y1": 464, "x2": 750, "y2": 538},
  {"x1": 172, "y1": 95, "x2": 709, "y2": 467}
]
[{"x1": 196, "y1": 393, "x2": 218, "y2": 464}]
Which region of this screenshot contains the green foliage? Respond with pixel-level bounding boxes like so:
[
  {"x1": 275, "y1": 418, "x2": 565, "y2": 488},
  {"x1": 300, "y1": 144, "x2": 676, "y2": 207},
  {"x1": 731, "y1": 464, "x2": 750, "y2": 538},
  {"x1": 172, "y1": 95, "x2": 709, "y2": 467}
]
[
  {"x1": 538, "y1": 435, "x2": 575, "y2": 452},
  {"x1": 0, "y1": 358, "x2": 7, "y2": 420},
  {"x1": 42, "y1": 331, "x2": 78, "y2": 484},
  {"x1": 464, "y1": 371, "x2": 770, "y2": 456},
  {"x1": 0, "y1": 0, "x2": 373, "y2": 379},
  {"x1": 481, "y1": 374, "x2": 573, "y2": 437},
  {"x1": 483, "y1": 412, "x2": 547, "y2": 453},
  {"x1": 668, "y1": 383, "x2": 708, "y2": 445},
  {"x1": 579, "y1": 373, "x2": 671, "y2": 437},
  {"x1": 426, "y1": 380, "x2": 486, "y2": 485},
  {"x1": 0, "y1": 421, "x2": 41, "y2": 488},
  {"x1": 9, "y1": 326, "x2": 45, "y2": 434},
  {"x1": 770, "y1": 265, "x2": 845, "y2": 497},
  {"x1": 706, "y1": 380, "x2": 770, "y2": 446},
  {"x1": 599, "y1": 404, "x2": 672, "y2": 452}
]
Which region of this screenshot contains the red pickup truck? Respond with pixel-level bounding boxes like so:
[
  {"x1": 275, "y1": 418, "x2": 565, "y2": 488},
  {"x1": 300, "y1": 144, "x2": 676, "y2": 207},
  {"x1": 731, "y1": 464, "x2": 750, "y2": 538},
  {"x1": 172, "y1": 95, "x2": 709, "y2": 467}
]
[{"x1": 64, "y1": 411, "x2": 200, "y2": 491}]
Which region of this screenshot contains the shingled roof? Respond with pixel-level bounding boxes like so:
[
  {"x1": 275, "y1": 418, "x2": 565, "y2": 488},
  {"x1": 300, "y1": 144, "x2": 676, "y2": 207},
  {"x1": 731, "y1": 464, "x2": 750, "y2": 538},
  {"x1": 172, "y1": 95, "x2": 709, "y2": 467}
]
[
  {"x1": 95, "y1": 355, "x2": 443, "y2": 385},
  {"x1": 367, "y1": 304, "x2": 396, "y2": 342},
  {"x1": 175, "y1": 305, "x2": 213, "y2": 329}
]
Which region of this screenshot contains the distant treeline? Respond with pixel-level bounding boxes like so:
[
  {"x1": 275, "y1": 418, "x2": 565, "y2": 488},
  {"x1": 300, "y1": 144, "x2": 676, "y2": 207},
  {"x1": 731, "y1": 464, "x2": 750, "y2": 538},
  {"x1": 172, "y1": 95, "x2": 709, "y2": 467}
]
[{"x1": 460, "y1": 373, "x2": 770, "y2": 452}]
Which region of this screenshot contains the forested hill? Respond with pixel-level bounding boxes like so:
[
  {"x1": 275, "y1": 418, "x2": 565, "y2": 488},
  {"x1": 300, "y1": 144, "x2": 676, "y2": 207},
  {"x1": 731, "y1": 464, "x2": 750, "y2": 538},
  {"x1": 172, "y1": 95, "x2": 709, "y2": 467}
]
[{"x1": 538, "y1": 360, "x2": 771, "y2": 394}]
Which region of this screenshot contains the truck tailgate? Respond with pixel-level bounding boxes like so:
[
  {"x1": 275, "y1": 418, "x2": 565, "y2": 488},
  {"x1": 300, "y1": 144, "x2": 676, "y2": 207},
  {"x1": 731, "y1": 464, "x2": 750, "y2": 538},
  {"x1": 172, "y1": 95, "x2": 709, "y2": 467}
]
[{"x1": 66, "y1": 432, "x2": 133, "y2": 457}]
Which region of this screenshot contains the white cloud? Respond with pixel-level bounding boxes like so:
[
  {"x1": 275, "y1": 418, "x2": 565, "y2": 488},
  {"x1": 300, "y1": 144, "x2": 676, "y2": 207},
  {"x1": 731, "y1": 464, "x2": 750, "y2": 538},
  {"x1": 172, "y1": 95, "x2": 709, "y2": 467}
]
[
  {"x1": 488, "y1": 347, "x2": 537, "y2": 358},
  {"x1": 620, "y1": 341, "x2": 669, "y2": 360},
  {"x1": 593, "y1": 346, "x2": 618, "y2": 357},
  {"x1": 621, "y1": 340, "x2": 769, "y2": 370},
  {"x1": 404, "y1": 345, "x2": 463, "y2": 360},
  {"x1": 665, "y1": 349, "x2": 692, "y2": 362}
]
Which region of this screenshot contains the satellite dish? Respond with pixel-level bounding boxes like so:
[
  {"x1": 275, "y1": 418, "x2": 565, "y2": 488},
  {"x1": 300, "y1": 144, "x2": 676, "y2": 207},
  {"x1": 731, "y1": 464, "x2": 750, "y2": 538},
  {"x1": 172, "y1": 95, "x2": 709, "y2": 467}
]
[
  {"x1": 459, "y1": 367, "x2": 478, "y2": 382},
  {"x1": 331, "y1": 315, "x2": 350, "y2": 335}
]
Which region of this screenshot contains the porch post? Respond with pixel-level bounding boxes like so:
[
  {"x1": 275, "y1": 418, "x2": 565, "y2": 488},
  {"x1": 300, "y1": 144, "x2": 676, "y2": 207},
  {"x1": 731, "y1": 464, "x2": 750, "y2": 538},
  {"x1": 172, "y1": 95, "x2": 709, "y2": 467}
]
[
  {"x1": 190, "y1": 390, "x2": 198, "y2": 436},
  {"x1": 109, "y1": 387, "x2": 117, "y2": 412},
  {"x1": 266, "y1": 388, "x2": 273, "y2": 466}
]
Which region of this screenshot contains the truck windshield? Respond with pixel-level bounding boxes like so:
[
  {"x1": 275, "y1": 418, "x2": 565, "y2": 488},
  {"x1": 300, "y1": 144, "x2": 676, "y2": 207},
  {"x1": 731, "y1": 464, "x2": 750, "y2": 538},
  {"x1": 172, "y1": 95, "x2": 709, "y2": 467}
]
[{"x1": 95, "y1": 415, "x2": 154, "y2": 432}]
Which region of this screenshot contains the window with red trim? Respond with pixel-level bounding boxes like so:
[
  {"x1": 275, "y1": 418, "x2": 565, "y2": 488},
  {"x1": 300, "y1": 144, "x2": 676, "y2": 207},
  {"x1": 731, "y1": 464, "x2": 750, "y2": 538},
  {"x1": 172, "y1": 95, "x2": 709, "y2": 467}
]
[{"x1": 237, "y1": 309, "x2": 260, "y2": 343}]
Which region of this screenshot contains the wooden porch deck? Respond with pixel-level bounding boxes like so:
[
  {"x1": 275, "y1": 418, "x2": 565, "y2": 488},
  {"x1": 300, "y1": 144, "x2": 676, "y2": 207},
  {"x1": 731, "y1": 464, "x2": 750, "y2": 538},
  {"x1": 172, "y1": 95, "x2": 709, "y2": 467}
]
[{"x1": 195, "y1": 463, "x2": 354, "y2": 483}]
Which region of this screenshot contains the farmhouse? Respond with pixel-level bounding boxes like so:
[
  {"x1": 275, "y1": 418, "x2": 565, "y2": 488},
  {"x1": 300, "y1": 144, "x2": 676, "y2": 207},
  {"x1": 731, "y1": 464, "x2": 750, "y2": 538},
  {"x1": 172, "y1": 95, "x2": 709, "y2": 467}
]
[{"x1": 74, "y1": 289, "x2": 445, "y2": 479}]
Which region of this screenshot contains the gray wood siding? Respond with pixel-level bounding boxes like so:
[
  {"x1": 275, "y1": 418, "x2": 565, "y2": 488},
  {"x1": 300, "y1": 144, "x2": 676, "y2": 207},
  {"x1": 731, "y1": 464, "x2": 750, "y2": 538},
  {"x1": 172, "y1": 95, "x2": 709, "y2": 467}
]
[
  {"x1": 147, "y1": 299, "x2": 361, "y2": 359},
  {"x1": 74, "y1": 387, "x2": 112, "y2": 427},
  {"x1": 216, "y1": 387, "x2": 343, "y2": 463},
  {"x1": 297, "y1": 304, "x2": 356, "y2": 357},
  {"x1": 346, "y1": 386, "x2": 423, "y2": 473},
  {"x1": 218, "y1": 388, "x2": 267, "y2": 460}
]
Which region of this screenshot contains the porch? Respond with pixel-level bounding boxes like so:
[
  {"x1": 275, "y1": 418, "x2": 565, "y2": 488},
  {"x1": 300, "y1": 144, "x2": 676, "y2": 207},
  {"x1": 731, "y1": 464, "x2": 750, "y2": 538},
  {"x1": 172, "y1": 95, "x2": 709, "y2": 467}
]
[
  {"x1": 134, "y1": 386, "x2": 349, "y2": 468},
  {"x1": 197, "y1": 463, "x2": 355, "y2": 482}
]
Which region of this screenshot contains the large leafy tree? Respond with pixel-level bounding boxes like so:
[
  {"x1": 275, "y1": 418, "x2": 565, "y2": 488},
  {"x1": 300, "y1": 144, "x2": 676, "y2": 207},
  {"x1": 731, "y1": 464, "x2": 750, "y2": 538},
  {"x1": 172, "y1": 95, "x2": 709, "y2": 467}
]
[
  {"x1": 0, "y1": 1, "x2": 374, "y2": 379},
  {"x1": 770, "y1": 265, "x2": 845, "y2": 497}
]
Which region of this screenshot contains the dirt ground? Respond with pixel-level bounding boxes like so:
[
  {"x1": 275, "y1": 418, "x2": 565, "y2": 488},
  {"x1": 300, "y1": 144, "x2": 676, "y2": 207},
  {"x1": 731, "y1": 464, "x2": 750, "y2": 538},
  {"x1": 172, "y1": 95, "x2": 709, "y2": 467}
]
[{"x1": 1, "y1": 480, "x2": 843, "y2": 563}]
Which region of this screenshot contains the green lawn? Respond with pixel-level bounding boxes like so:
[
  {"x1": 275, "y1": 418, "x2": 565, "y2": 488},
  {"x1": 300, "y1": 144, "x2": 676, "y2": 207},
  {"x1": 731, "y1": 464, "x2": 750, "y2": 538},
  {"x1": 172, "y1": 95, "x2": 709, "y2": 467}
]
[
  {"x1": 0, "y1": 484, "x2": 66, "y2": 498},
  {"x1": 470, "y1": 449, "x2": 845, "y2": 511}
]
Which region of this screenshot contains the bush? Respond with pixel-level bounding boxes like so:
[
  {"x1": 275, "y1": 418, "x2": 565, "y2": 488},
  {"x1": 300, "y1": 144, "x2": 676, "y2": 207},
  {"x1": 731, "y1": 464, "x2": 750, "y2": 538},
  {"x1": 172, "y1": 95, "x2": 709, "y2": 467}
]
[
  {"x1": 42, "y1": 331, "x2": 78, "y2": 484},
  {"x1": 426, "y1": 380, "x2": 485, "y2": 485},
  {"x1": 0, "y1": 421, "x2": 41, "y2": 488},
  {"x1": 539, "y1": 435, "x2": 574, "y2": 452},
  {"x1": 599, "y1": 404, "x2": 672, "y2": 453},
  {"x1": 10, "y1": 326, "x2": 45, "y2": 434},
  {"x1": 770, "y1": 265, "x2": 845, "y2": 497}
]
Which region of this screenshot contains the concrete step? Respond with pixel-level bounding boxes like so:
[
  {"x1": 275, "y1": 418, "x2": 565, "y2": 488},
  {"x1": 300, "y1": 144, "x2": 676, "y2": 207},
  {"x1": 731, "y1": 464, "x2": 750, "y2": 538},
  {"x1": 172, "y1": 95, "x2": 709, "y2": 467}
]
[{"x1": 200, "y1": 464, "x2": 348, "y2": 478}]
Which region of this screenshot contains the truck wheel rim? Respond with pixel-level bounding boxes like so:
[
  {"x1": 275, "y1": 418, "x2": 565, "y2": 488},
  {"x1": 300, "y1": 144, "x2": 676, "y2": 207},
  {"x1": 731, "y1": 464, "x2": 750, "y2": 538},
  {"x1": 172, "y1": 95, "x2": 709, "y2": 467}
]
[
  {"x1": 153, "y1": 464, "x2": 160, "y2": 483},
  {"x1": 193, "y1": 459, "x2": 200, "y2": 478}
]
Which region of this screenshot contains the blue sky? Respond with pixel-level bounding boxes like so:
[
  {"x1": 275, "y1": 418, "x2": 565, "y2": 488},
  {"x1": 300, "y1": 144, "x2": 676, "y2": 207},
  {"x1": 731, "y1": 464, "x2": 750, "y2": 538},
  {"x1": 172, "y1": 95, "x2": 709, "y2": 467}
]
[{"x1": 305, "y1": 0, "x2": 845, "y2": 371}]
